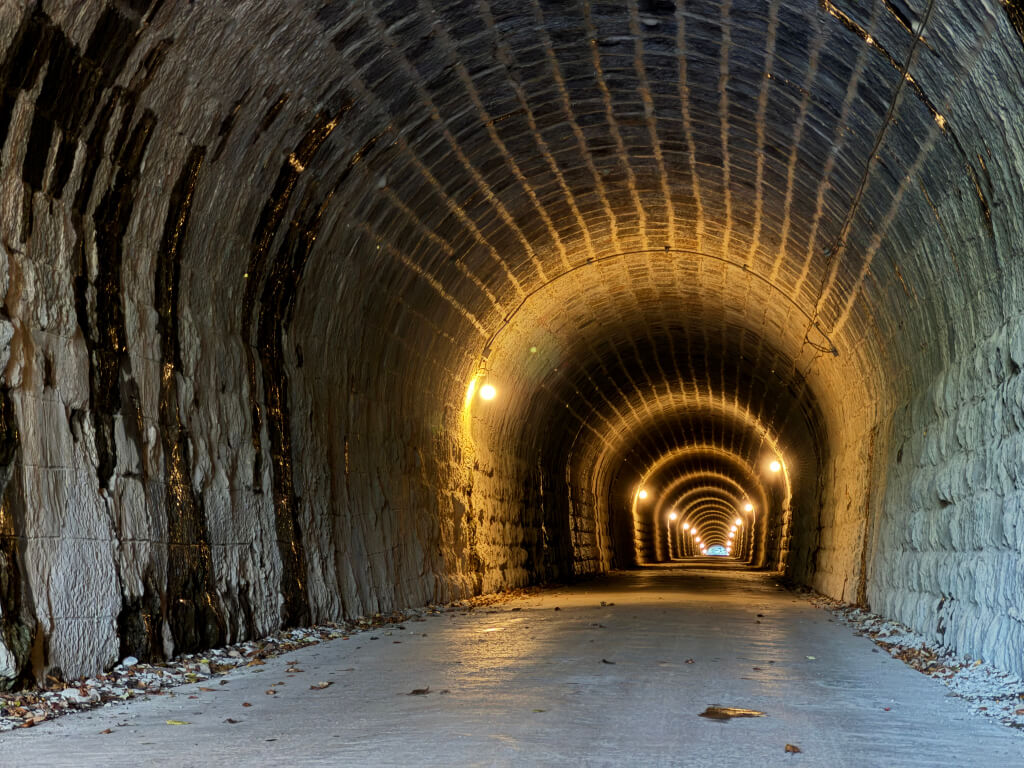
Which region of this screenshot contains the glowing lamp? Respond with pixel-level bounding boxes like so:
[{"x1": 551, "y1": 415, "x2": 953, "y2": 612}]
[
  {"x1": 769, "y1": 460, "x2": 781, "y2": 473},
  {"x1": 480, "y1": 384, "x2": 497, "y2": 400},
  {"x1": 682, "y1": 522, "x2": 691, "y2": 531},
  {"x1": 736, "y1": 516, "x2": 743, "y2": 525},
  {"x1": 637, "y1": 488, "x2": 648, "y2": 500},
  {"x1": 669, "y1": 511, "x2": 678, "y2": 521},
  {"x1": 743, "y1": 503, "x2": 753, "y2": 513},
  {"x1": 694, "y1": 535, "x2": 701, "y2": 543}
]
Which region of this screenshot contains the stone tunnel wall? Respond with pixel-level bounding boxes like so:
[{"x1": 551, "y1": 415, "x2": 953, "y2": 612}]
[
  {"x1": 0, "y1": 0, "x2": 575, "y2": 685},
  {"x1": 870, "y1": 318, "x2": 1024, "y2": 678}
]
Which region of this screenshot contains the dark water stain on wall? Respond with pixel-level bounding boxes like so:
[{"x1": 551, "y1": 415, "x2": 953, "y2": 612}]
[
  {"x1": 0, "y1": 7, "x2": 141, "y2": 202},
  {"x1": 239, "y1": 106, "x2": 351, "y2": 627},
  {"x1": 241, "y1": 108, "x2": 347, "y2": 497},
  {"x1": 151, "y1": 146, "x2": 227, "y2": 654},
  {"x1": 255, "y1": 190, "x2": 331, "y2": 628},
  {"x1": 0, "y1": 387, "x2": 34, "y2": 689},
  {"x1": 88, "y1": 111, "x2": 156, "y2": 490},
  {"x1": 1004, "y1": 1, "x2": 1024, "y2": 50}
]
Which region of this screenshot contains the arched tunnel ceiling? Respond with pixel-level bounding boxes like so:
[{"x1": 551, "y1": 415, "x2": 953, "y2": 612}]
[
  {"x1": 281, "y1": 0, "x2": 1021, "y2": 558},
  {"x1": 287, "y1": 0, "x2": 1020, "y2": 409}
]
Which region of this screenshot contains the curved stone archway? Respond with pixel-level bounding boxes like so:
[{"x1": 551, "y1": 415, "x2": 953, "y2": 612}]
[{"x1": 1, "y1": 0, "x2": 1023, "y2": 684}]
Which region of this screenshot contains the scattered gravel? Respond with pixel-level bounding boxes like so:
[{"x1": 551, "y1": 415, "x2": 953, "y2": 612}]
[
  {"x1": 803, "y1": 589, "x2": 1024, "y2": 730},
  {"x1": 0, "y1": 587, "x2": 540, "y2": 733}
]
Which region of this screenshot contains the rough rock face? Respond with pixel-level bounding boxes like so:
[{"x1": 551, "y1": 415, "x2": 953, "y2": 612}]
[
  {"x1": 871, "y1": 318, "x2": 1024, "y2": 677},
  {"x1": 0, "y1": 0, "x2": 1023, "y2": 685}
]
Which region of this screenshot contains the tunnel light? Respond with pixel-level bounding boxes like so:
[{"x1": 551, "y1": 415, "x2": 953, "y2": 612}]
[
  {"x1": 694, "y1": 535, "x2": 701, "y2": 543},
  {"x1": 743, "y1": 503, "x2": 753, "y2": 513},
  {"x1": 637, "y1": 488, "x2": 648, "y2": 500},
  {"x1": 736, "y1": 516, "x2": 743, "y2": 525},
  {"x1": 730, "y1": 525, "x2": 737, "y2": 533},
  {"x1": 669, "y1": 511, "x2": 678, "y2": 521},
  {"x1": 479, "y1": 384, "x2": 497, "y2": 401},
  {"x1": 769, "y1": 460, "x2": 781, "y2": 473},
  {"x1": 728, "y1": 532, "x2": 735, "y2": 539},
  {"x1": 682, "y1": 522, "x2": 691, "y2": 531}
]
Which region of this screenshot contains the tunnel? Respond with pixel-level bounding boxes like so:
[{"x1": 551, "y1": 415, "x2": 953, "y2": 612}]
[{"x1": 0, "y1": 0, "x2": 1023, "y2": 702}]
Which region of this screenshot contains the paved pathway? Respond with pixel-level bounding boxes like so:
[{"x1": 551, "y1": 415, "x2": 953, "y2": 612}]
[{"x1": 3, "y1": 565, "x2": 1022, "y2": 767}]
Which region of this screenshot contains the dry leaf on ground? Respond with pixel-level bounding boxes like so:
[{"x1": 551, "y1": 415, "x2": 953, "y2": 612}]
[{"x1": 699, "y1": 706, "x2": 766, "y2": 720}]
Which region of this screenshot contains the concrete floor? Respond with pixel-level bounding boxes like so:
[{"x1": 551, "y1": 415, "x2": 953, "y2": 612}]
[{"x1": 3, "y1": 565, "x2": 1022, "y2": 767}]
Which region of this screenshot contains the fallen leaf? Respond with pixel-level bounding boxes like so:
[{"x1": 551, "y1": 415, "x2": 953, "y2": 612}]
[
  {"x1": 883, "y1": 707, "x2": 891, "y2": 712},
  {"x1": 199, "y1": 687, "x2": 216, "y2": 692},
  {"x1": 1015, "y1": 708, "x2": 1024, "y2": 715},
  {"x1": 166, "y1": 720, "x2": 190, "y2": 726},
  {"x1": 533, "y1": 709, "x2": 546, "y2": 713},
  {"x1": 225, "y1": 718, "x2": 240, "y2": 724},
  {"x1": 242, "y1": 702, "x2": 252, "y2": 707},
  {"x1": 752, "y1": 667, "x2": 763, "y2": 671},
  {"x1": 100, "y1": 728, "x2": 112, "y2": 734},
  {"x1": 310, "y1": 681, "x2": 333, "y2": 690},
  {"x1": 285, "y1": 667, "x2": 303, "y2": 674},
  {"x1": 685, "y1": 658, "x2": 696, "y2": 664},
  {"x1": 265, "y1": 689, "x2": 277, "y2": 695},
  {"x1": 699, "y1": 706, "x2": 766, "y2": 720},
  {"x1": 407, "y1": 687, "x2": 431, "y2": 695},
  {"x1": 806, "y1": 656, "x2": 816, "y2": 660},
  {"x1": 601, "y1": 659, "x2": 616, "y2": 665},
  {"x1": 785, "y1": 744, "x2": 801, "y2": 753}
]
